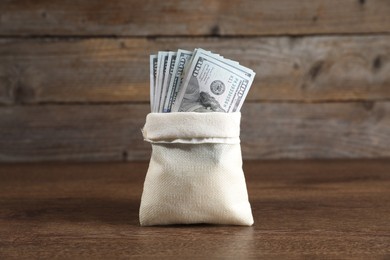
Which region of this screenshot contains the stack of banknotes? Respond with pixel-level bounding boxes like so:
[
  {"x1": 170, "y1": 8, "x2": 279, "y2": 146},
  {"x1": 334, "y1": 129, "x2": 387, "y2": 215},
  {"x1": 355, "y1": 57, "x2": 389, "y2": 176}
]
[{"x1": 150, "y1": 48, "x2": 255, "y2": 113}]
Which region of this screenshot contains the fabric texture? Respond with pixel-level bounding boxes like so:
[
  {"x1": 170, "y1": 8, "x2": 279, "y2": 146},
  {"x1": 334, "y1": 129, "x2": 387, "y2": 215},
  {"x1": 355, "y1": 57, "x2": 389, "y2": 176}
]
[{"x1": 139, "y1": 112, "x2": 254, "y2": 226}]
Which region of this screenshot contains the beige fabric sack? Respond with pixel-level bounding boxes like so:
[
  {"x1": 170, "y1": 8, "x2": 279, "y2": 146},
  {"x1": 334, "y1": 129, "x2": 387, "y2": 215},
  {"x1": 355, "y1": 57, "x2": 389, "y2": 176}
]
[{"x1": 139, "y1": 112, "x2": 253, "y2": 226}]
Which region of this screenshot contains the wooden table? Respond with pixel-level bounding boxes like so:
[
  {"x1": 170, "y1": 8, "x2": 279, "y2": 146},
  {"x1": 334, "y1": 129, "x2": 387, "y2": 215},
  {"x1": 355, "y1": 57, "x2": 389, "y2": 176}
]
[{"x1": 0, "y1": 161, "x2": 389, "y2": 258}]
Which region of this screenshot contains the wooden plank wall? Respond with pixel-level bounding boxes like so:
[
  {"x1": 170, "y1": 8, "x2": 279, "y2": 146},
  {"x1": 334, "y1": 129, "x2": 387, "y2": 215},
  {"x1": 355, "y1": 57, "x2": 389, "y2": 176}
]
[{"x1": 0, "y1": 0, "x2": 389, "y2": 162}]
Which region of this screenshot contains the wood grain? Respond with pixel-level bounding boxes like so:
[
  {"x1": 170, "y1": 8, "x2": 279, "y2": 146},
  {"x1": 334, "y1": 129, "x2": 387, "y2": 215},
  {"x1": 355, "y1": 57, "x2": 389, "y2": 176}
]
[
  {"x1": 0, "y1": 161, "x2": 389, "y2": 258},
  {"x1": 0, "y1": 104, "x2": 147, "y2": 162},
  {"x1": 0, "y1": 102, "x2": 389, "y2": 162},
  {"x1": 0, "y1": 0, "x2": 389, "y2": 36},
  {"x1": 0, "y1": 35, "x2": 389, "y2": 105}
]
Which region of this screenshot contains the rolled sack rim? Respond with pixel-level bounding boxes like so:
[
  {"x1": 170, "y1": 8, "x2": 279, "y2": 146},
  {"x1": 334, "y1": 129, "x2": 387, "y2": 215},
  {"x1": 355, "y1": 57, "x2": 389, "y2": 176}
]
[{"x1": 142, "y1": 112, "x2": 241, "y2": 144}]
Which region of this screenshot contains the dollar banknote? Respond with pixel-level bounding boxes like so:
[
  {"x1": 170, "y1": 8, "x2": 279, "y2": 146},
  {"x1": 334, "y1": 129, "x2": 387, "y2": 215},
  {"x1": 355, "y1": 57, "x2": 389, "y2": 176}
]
[
  {"x1": 158, "y1": 51, "x2": 176, "y2": 112},
  {"x1": 154, "y1": 51, "x2": 170, "y2": 112},
  {"x1": 149, "y1": 54, "x2": 157, "y2": 111},
  {"x1": 163, "y1": 49, "x2": 193, "y2": 112},
  {"x1": 150, "y1": 48, "x2": 255, "y2": 113},
  {"x1": 173, "y1": 49, "x2": 255, "y2": 112}
]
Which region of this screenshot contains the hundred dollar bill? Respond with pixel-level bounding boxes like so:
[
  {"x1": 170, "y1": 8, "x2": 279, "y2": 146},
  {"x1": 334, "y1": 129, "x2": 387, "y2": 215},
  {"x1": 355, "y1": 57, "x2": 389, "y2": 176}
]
[
  {"x1": 172, "y1": 49, "x2": 228, "y2": 111},
  {"x1": 154, "y1": 51, "x2": 169, "y2": 112},
  {"x1": 175, "y1": 49, "x2": 255, "y2": 113},
  {"x1": 159, "y1": 51, "x2": 176, "y2": 112},
  {"x1": 163, "y1": 49, "x2": 193, "y2": 112},
  {"x1": 149, "y1": 54, "x2": 157, "y2": 111}
]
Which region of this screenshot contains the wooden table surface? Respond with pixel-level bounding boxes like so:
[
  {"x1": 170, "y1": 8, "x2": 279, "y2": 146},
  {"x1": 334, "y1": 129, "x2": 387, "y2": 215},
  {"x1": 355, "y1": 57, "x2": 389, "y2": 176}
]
[{"x1": 0, "y1": 160, "x2": 389, "y2": 259}]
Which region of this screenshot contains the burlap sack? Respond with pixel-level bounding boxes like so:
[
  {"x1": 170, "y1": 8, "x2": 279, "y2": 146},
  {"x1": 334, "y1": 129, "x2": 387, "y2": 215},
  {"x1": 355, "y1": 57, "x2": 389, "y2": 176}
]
[{"x1": 139, "y1": 112, "x2": 253, "y2": 226}]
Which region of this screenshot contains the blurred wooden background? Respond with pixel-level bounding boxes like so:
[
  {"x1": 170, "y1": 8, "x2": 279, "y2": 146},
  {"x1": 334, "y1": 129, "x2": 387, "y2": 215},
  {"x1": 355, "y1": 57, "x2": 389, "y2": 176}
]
[{"x1": 0, "y1": 0, "x2": 389, "y2": 162}]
